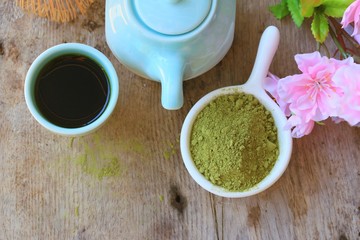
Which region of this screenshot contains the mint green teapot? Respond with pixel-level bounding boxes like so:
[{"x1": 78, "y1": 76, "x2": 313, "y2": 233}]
[{"x1": 106, "y1": 0, "x2": 236, "y2": 110}]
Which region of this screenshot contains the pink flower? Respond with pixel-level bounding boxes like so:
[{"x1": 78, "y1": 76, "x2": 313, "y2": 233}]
[
  {"x1": 285, "y1": 115, "x2": 315, "y2": 138},
  {"x1": 341, "y1": 0, "x2": 360, "y2": 39},
  {"x1": 278, "y1": 52, "x2": 344, "y2": 123},
  {"x1": 264, "y1": 73, "x2": 314, "y2": 137},
  {"x1": 264, "y1": 52, "x2": 357, "y2": 138},
  {"x1": 332, "y1": 64, "x2": 360, "y2": 126},
  {"x1": 264, "y1": 73, "x2": 291, "y2": 116},
  {"x1": 264, "y1": 51, "x2": 360, "y2": 138}
]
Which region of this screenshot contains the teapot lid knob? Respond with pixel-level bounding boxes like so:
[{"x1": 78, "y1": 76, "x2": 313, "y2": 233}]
[{"x1": 133, "y1": 0, "x2": 212, "y2": 35}]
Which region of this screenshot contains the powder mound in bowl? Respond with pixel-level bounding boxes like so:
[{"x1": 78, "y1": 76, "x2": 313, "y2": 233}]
[{"x1": 190, "y1": 92, "x2": 279, "y2": 192}]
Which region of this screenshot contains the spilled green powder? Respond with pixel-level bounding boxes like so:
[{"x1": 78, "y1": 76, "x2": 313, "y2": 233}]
[
  {"x1": 163, "y1": 147, "x2": 175, "y2": 160},
  {"x1": 163, "y1": 138, "x2": 179, "y2": 160},
  {"x1": 75, "y1": 153, "x2": 121, "y2": 180},
  {"x1": 69, "y1": 134, "x2": 149, "y2": 180},
  {"x1": 73, "y1": 135, "x2": 122, "y2": 180},
  {"x1": 74, "y1": 206, "x2": 79, "y2": 217},
  {"x1": 190, "y1": 92, "x2": 279, "y2": 191}
]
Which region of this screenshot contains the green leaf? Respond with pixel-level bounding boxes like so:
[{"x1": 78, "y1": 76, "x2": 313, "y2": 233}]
[
  {"x1": 311, "y1": 12, "x2": 329, "y2": 43},
  {"x1": 288, "y1": 0, "x2": 304, "y2": 27},
  {"x1": 323, "y1": 0, "x2": 354, "y2": 17},
  {"x1": 316, "y1": 121, "x2": 326, "y2": 126},
  {"x1": 269, "y1": 0, "x2": 290, "y2": 19},
  {"x1": 324, "y1": 7, "x2": 346, "y2": 17},
  {"x1": 300, "y1": 0, "x2": 323, "y2": 17}
]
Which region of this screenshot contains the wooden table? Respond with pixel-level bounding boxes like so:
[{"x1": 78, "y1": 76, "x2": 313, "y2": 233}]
[{"x1": 1, "y1": 1, "x2": 359, "y2": 239}]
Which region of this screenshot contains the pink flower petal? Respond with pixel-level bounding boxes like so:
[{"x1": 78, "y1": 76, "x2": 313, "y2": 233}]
[
  {"x1": 285, "y1": 115, "x2": 315, "y2": 138},
  {"x1": 341, "y1": 0, "x2": 360, "y2": 36},
  {"x1": 264, "y1": 73, "x2": 291, "y2": 116},
  {"x1": 295, "y1": 52, "x2": 322, "y2": 74},
  {"x1": 332, "y1": 65, "x2": 360, "y2": 126}
]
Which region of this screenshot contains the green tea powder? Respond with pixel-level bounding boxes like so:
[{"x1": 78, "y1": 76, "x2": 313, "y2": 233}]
[{"x1": 190, "y1": 92, "x2": 279, "y2": 192}]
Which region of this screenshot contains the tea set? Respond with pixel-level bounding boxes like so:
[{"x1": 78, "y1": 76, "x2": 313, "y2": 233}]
[{"x1": 24, "y1": 0, "x2": 292, "y2": 197}]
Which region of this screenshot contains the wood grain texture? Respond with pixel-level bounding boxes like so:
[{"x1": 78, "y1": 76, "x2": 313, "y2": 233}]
[{"x1": 0, "y1": 0, "x2": 359, "y2": 239}]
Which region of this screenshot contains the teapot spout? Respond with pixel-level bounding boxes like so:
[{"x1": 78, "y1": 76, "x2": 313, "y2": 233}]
[{"x1": 159, "y1": 57, "x2": 185, "y2": 110}]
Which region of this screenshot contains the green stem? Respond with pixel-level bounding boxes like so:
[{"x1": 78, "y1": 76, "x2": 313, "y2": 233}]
[
  {"x1": 329, "y1": 25, "x2": 348, "y2": 59},
  {"x1": 329, "y1": 17, "x2": 360, "y2": 49},
  {"x1": 320, "y1": 42, "x2": 331, "y2": 58}
]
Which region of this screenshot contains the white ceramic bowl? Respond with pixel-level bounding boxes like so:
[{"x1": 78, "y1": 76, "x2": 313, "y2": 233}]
[{"x1": 180, "y1": 26, "x2": 293, "y2": 198}]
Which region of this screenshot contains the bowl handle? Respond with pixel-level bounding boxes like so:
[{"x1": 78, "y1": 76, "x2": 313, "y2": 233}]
[{"x1": 246, "y1": 26, "x2": 280, "y2": 90}]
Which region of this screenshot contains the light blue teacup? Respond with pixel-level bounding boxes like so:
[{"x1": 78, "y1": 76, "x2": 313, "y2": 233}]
[{"x1": 24, "y1": 43, "x2": 119, "y2": 136}]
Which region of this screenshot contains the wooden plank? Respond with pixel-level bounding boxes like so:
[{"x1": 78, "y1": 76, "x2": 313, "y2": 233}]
[{"x1": 0, "y1": 0, "x2": 359, "y2": 239}]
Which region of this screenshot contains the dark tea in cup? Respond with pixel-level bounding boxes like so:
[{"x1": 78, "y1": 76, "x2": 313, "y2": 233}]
[
  {"x1": 35, "y1": 55, "x2": 110, "y2": 128},
  {"x1": 25, "y1": 43, "x2": 119, "y2": 136}
]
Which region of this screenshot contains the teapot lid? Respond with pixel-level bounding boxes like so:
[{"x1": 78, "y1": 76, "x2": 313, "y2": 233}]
[{"x1": 133, "y1": 0, "x2": 212, "y2": 35}]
